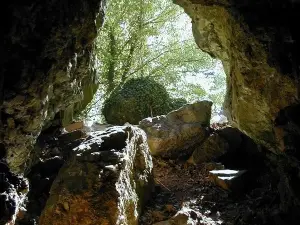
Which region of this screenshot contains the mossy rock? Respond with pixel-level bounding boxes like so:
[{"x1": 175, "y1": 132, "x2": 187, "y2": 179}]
[{"x1": 102, "y1": 77, "x2": 172, "y2": 125}]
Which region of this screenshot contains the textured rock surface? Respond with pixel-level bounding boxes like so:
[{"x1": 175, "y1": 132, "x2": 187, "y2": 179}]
[
  {"x1": 188, "y1": 133, "x2": 229, "y2": 165},
  {"x1": 153, "y1": 208, "x2": 200, "y2": 225},
  {"x1": 174, "y1": 0, "x2": 299, "y2": 153},
  {"x1": 165, "y1": 101, "x2": 212, "y2": 126},
  {"x1": 139, "y1": 101, "x2": 211, "y2": 157},
  {"x1": 173, "y1": 1, "x2": 300, "y2": 214},
  {"x1": 15, "y1": 129, "x2": 86, "y2": 224},
  {"x1": 39, "y1": 126, "x2": 153, "y2": 225},
  {"x1": 2, "y1": 0, "x2": 105, "y2": 173},
  {"x1": 2, "y1": 0, "x2": 300, "y2": 224},
  {"x1": 0, "y1": 161, "x2": 29, "y2": 224}
]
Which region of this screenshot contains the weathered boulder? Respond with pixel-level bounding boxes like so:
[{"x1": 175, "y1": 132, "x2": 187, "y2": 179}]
[
  {"x1": 16, "y1": 128, "x2": 90, "y2": 224},
  {"x1": 165, "y1": 101, "x2": 212, "y2": 126},
  {"x1": 39, "y1": 126, "x2": 153, "y2": 225},
  {"x1": 188, "y1": 133, "x2": 229, "y2": 165},
  {"x1": 139, "y1": 101, "x2": 212, "y2": 157}
]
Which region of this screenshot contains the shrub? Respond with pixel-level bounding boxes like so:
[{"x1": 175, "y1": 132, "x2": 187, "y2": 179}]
[
  {"x1": 102, "y1": 77, "x2": 172, "y2": 125},
  {"x1": 170, "y1": 97, "x2": 187, "y2": 110}
]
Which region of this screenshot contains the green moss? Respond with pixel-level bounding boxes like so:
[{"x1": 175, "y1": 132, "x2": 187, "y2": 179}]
[{"x1": 102, "y1": 77, "x2": 172, "y2": 125}]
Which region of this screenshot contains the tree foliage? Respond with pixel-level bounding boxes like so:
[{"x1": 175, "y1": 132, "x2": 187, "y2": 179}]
[
  {"x1": 95, "y1": 0, "x2": 215, "y2": 95},
  {"x1": 170, "y1": 97, "x2": 188, "y2": 110},
  {"x1": 207, "y1": 64, "x2": 227, "y2": 114},
  {"x1": 80, "y1": 0, "x2": 227, "y2": 123}
]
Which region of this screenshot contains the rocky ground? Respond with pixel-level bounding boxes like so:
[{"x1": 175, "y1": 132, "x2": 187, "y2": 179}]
[
  {"x1": 5, "y1": 124, "x2": 299, "y2": 225},
  {"x1": 140, "y1": 157, "x2": 293, "y2": 225},
  {"x1": 2, "y1": 102, "x2": 299, "y2": 225}
]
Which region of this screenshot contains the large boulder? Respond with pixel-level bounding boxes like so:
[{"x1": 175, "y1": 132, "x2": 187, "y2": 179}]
[
  {"x1": 102, "y1": 77, "x2": 172, "y2": 125},
  {"x1": 16, "y1": 129, "x2": 86, "y2": 224},
  {"x1": 188, "y1": 133, "x2": 229, "y2": 165},
  {"x1": 39, "y1": 126, "x2": 153, "y2": 225},
  {"x1": 139, "y1": 101, "x2": 212, "y2": 157}
]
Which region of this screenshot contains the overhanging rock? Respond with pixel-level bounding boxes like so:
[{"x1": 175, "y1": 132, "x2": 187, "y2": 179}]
[{"x1": 174, "y1": 0, "x2": 299, "y2": 153}]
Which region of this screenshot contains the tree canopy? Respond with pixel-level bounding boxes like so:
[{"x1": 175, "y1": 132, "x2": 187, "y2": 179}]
[{"x1": 95, "y1": 0, "x2": 215, "y2": 93}]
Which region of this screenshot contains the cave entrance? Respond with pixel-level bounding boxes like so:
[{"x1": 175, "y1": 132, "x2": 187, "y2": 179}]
[{"x1": 78, "y1": 0, "x2": 227, "y2": 125}]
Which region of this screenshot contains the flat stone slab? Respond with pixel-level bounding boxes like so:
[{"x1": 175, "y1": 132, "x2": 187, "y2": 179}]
[{"x1": 209, "y1": 169, "x2": 247, "y2": 191}]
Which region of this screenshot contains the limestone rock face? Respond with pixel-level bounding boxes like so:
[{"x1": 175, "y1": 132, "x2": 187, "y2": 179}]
[
  {"x1": 39, "y1": 126, "x2": 153, "y2": 225},
  {"x1": 2, "y1": 0, "x2": 105, "y2": 173},
  {"x1": 174, "y1": 0, "x2": 299, "y2": 153},
  {"x1": 188, "y1": 133, "x2": 229, "y2": 165},
  {"x1": 139, "y1": 101, "x2": 212, "y2": 157}
]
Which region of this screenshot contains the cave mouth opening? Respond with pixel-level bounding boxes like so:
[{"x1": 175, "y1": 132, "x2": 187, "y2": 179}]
[{"x1": 77, "y1": 0, "x2": 227, "y2": 125}]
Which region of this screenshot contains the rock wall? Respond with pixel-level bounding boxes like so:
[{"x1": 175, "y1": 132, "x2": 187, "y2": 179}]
[
  {"x1": 173, "y1": 0, "x2": 300, "y2": 214},
  {"x1": 174, "y1": 0, "x2": 300, "y2": 154},
  {"x1": 1, "y1": 0, "x2": 105, "y2": 173}
]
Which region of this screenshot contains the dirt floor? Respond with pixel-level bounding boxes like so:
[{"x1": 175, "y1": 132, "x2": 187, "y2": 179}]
[{"x1": 139, "y1": 157, "x2": 284, "y2": 225}]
